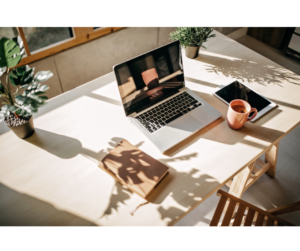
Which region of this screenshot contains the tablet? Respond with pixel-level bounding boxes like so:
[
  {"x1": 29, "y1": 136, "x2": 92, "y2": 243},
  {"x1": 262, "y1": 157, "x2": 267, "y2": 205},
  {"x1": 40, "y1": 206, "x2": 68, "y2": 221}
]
[{"x1": 213, "y1": 80, "x2": 277, "y2": 122}]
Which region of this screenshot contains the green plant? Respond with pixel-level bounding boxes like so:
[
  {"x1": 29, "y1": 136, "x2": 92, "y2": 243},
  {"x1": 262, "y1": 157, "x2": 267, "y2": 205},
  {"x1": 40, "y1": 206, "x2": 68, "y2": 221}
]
[
  {"x1": 0, "y1": 36, "x2": 53, "y2": 123},
  {"x1": 170, "y1": 27, "x2": 216, "y2": 49}
]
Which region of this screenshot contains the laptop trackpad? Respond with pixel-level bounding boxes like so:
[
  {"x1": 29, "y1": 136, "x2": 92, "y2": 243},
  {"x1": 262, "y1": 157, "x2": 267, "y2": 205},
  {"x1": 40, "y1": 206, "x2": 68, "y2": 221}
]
[{"x1": 169, "y1": 115, "x2": 202, "y2": 133}]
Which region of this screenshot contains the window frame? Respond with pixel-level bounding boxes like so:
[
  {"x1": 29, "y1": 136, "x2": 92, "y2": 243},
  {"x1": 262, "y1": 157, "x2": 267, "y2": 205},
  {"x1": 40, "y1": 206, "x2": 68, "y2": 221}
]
[{"x1": 16, "y1": 27, "x2": 123, "y2": 67}]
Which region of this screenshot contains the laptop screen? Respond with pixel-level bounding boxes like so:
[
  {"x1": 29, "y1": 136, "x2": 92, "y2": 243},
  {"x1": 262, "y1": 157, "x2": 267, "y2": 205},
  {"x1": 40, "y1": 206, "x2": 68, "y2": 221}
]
[{"x1": 114, "y1": 41, "x2": 184, "y2": 116}]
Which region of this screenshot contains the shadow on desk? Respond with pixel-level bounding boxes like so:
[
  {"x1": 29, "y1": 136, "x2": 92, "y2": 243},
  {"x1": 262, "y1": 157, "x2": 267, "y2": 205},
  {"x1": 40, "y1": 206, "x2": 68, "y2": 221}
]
[
  {"x1": 23, "y1": 124, "x2": 284, "y2": 224},
  {"x1": 0, "y1": 183, "x2": 96, "y2": 226},
  {"x1": 195, "y1": 50, "x2": 300, "y2": 86},
  {"x1": 100, "y1": 159, "x2": 222, "y2": 225},
  {"x1": 98, "y1": 143, "x2": 221, "y2": 224},
  {"x1": 25, "y1": 129, "x2": 127, "y2": 163}
]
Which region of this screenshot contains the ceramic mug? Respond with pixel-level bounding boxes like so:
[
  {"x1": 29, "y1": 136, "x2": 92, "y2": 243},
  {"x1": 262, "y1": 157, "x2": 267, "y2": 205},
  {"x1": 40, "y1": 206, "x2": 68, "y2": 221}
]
[{"x1": 227, "y1": 99, "x2": 258, "y2": 130}]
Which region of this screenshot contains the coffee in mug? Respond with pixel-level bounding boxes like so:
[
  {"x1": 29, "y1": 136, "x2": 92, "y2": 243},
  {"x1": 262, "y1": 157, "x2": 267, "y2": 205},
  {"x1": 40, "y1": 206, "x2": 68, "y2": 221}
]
[
  {"x1": 231, "y1": 105, "x2": 249, "y2": 114},
  {"x1": 227, "y1": 99, "x2": 258, "y2": 130}
]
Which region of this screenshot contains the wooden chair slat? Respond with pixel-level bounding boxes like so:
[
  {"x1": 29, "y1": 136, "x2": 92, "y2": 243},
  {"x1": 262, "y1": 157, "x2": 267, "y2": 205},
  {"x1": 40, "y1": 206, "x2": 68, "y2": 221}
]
[
  {"x1": 211, "y1": 190, "x2": 295, "y2": 227},
  {"x1": 221, "y1": 199, "x2": 237, "y2": 226},
  {"x1": 233, "y1": 204, "x2": 246, "y2": 226},
  {"x1": 255, "y1": 213, "x2": 265, "y2": 226},
  {"x1": 244, "y1": 208, "x2": 256, "y2": 226},
  {"x1": 217, "y1": 190, "x2": 294, "y2": 226},
  {"x1": 210, "y1": 195, "x2": 228, "y2": 226}
]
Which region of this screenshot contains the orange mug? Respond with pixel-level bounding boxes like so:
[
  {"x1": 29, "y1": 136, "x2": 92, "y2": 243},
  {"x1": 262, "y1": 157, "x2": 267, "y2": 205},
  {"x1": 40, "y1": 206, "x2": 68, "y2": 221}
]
[{"x1": 227, "y1": 99, "x2": 258, "y2": 130}]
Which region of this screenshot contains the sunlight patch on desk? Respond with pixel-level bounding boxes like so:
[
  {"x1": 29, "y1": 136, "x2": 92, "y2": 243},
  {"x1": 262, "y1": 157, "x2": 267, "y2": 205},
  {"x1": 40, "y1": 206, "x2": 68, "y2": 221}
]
[
  {"x1": 205, "y1": 57, "x2": 298, "y2": 86},
  {"x1": 200, "y1": 50, "x2": 245, "y2": 62},
  {"x1": 92, "y1": 80, "x2": 121, "y2": 101}
]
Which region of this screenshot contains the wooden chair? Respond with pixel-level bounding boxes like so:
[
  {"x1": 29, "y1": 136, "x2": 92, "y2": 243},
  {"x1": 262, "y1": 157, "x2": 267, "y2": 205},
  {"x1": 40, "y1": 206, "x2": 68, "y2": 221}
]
[{"x1": 210, "y1": 190, "x2": 300, "y2": 226}]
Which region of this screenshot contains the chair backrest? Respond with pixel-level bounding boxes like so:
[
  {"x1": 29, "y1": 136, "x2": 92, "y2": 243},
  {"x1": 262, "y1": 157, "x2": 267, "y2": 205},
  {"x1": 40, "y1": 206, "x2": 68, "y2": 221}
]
[{"x1": 210, "y1": 190, "x2": 294, "y2": 226}]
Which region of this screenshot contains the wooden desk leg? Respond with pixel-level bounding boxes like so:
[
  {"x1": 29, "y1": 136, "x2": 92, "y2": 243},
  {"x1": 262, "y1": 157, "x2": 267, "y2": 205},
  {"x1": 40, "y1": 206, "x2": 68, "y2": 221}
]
[
  {"x1": 222, "y1": 162, "x2": 255, "y2": 217},
  {"x1": 265, "y1": 142, "x2": 279, "y2": 178},
  {"x1": 229, "y1": 162, "x2": 255, "y2": 199}
]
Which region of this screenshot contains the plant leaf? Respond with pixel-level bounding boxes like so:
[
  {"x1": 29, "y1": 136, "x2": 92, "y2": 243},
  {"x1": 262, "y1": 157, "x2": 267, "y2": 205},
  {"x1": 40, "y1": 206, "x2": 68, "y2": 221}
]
[
  {"x1": 0, "y1": 66, "x2": 6, "y2": 77},
  {"x1": 0, "y1": 37, "x2": 24, "y2": 68},
  {"x1": 38, "y1": 96, "x2": 48, "y2": 101},
  {"x1": 34, "y1": 71, "x2": 53, "y2": 82},
  {"x1": 170, "y1": 27, "x2": 215, "y2": 49},
  {"x1": 9, "y1": 66, "x2": 50, "y2": 117},
  {"x1": 9, "y1": 105, "x2": 20, "y2": 113},
  {"x1": 39, "y1": 84, "x2": 49, "y2": 92},
  {"x1": 12, "y1": 36, "x2": 24, "y2": 51},
  {"x1": 0, "y1": 112, "x2": 4, "y2": 123},
  {"x1": 9, "y1": 65, "x2": 34, "y2": 87},
  {"x1": 32, "y1": 91, "x2": 45, "y2": 96},
  {"x1": 0, "y1": 104, "x2": 11, "y2": 117}
]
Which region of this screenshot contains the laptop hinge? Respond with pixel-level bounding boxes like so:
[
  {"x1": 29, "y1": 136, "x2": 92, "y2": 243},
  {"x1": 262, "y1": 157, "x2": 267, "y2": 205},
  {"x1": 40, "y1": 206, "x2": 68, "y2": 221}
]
[{"x1": 128, "y1": 112, "x2": 137, "y2": 118}]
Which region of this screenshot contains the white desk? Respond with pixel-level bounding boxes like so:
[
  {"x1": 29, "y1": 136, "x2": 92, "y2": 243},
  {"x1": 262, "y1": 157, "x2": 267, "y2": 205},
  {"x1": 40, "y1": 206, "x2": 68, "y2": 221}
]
[{"x1": 0, "y1": 31, "x2": 300, "y2": 226}]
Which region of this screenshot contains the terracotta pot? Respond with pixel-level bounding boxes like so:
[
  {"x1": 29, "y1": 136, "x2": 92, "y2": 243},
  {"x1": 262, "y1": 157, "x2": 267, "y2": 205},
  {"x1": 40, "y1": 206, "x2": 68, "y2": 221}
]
[
  {"x1": 7, "y1": 116, "x2": 35, "y2": 139},
  {"x1": 185, "y1": 46, "x2": 200, "y2": 59}
]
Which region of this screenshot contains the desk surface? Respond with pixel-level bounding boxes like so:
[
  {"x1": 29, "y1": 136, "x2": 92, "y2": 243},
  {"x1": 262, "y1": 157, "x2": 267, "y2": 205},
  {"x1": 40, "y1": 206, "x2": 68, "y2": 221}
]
[{"x1": 1, "y1": 31, "x2": 300, "y2": 226}]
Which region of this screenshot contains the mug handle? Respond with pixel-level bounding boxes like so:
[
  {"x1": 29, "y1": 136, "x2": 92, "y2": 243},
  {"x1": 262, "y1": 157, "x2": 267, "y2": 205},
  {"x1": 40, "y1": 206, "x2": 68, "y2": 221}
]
[{"x1": 247, "y1": 108, "x2": 258, "y2": 121}]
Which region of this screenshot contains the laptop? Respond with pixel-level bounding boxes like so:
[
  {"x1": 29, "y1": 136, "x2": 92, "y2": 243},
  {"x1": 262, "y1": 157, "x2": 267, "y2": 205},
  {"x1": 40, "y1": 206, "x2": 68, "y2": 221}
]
[{"x1": 113, "y1": 41, "x2": 221, "y2": 153}]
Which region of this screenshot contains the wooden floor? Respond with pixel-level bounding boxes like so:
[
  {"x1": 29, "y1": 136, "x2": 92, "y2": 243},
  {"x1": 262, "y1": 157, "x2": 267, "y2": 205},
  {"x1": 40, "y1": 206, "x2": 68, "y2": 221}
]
[{"x1": 175, "y1": 35, "x2": 300, "y2": 226}]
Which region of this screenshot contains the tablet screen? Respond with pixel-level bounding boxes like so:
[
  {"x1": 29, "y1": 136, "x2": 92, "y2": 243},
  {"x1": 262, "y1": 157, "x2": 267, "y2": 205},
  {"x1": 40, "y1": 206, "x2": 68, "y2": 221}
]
[{"x1": 215, "y1": 81, "x2": 271, "y2": 112}]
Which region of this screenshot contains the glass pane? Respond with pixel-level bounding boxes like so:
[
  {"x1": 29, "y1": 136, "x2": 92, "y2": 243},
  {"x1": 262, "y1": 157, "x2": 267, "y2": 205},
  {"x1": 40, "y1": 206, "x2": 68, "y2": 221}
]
[
  {"x1": 22, "y1": 27, "x2": 73, "y2": 52},
  {"x1": 0, "y1": 27, "x2": 19, "y2": 39}
]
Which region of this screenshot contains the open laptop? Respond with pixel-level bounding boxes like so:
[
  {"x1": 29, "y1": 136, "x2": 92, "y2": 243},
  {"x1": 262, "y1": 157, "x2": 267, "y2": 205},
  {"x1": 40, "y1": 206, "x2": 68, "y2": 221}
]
[{"x1": 113, "y1": 41, "x2": 221, "y2": 153}]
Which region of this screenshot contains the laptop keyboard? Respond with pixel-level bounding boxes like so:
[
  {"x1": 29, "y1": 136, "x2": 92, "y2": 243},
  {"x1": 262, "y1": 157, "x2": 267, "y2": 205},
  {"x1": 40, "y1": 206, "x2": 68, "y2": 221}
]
[{"x1": 136, "y1": 92, "x2": 202, "y2": 133}]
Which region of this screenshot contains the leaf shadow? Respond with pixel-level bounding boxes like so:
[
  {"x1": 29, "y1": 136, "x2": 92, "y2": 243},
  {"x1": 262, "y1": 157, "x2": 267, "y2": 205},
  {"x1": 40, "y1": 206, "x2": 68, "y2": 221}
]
[{"x1": 195, "y1": 53, "x2": 300, "y2": 86}]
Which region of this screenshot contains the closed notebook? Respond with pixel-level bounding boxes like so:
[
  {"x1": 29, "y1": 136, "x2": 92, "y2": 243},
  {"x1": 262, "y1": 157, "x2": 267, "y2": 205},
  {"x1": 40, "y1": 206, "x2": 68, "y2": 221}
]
[{"x1": 99, "y1": 139, "x2": 169, "y2": 198}]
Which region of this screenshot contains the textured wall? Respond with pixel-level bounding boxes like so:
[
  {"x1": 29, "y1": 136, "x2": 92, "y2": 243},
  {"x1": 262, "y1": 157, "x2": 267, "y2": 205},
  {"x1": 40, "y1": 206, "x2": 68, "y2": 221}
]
[
  {"x1": 214, "y1": 27, "x2": 241, "y2": 35},
  {"x1": 2, "y1": 27, "x2": 238, "y2": 100},
  {"x1": 0, "y1": 27, "x2": 176, "y2": 100}
]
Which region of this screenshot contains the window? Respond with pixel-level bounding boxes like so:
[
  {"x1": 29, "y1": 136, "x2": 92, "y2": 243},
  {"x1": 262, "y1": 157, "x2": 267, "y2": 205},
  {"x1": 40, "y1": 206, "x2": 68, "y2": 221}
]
[
  {"x1": 1, "y1": 27, "x2": 123, "y2": 67},
  {"x1": 22, "y1": 27, "x2": 73, "y2": 52}
]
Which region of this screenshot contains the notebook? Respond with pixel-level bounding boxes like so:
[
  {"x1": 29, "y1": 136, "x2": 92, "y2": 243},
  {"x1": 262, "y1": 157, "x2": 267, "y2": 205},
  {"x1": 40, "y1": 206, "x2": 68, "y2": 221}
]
[{"x1": 99, "y1": 139, "x2": 169, "y2": 198}]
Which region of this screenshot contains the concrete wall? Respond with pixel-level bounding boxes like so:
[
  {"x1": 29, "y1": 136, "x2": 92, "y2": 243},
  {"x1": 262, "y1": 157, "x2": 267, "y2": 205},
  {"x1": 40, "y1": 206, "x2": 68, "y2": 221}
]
[
  {"x1": 1, "y1": 27, "x2": 239, "y2": 100},
  {"x1": 2, "y1": 28, "x2": 175, "y2": 100},
  {"x1": 214, "y1": 27, "x2": 241, "y2": 35}
]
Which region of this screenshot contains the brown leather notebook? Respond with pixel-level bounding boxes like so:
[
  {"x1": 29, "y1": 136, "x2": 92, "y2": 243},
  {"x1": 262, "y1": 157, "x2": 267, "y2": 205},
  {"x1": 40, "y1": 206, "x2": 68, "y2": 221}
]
[{"x1": 99, "y1": 140, "x2": 169, "y2": 198}]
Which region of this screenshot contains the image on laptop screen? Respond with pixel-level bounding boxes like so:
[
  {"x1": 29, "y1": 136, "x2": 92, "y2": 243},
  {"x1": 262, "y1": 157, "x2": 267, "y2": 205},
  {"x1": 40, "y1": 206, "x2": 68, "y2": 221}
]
[{"x1": 114, "y1": 41, "x2": 184, "y2": 115}]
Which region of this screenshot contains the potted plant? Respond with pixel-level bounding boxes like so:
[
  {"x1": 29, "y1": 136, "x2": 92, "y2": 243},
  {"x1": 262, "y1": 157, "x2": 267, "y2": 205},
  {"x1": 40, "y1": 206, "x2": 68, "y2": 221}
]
[
  {"x1": 170, "y1": 27, "x2": 216, "y2": 59},
  {"x1": 0, "y1": 36, "x2": 53, "y2": 139}
]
